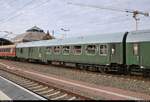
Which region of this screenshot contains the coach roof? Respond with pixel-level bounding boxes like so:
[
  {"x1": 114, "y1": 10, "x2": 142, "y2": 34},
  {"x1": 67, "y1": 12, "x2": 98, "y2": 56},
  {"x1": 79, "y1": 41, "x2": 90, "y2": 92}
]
[
  {"x1": 127, "y1": 29, "x2": 150, "y2": 43},
  {"x1": 16, "y1": 32, "x2": 125, "y2": 48}
]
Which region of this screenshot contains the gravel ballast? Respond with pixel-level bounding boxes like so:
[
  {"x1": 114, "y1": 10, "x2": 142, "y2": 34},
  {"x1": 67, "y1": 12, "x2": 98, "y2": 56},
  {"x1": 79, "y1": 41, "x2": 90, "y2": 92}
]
[{"x1": 1, "y1": 59, "x2": 150, "y2": 96}]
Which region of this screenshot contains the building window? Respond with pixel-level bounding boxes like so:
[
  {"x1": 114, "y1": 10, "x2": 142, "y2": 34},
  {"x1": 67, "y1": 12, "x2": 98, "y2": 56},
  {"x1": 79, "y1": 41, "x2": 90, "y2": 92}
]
[
  {"x1": 62, "y1": 46, "x2": 70, "y2": 55},
  {"x1": 46, "y1": 47, "x2": 52, "y2": 54},
  {"x1": 73, "y1": 46, "x2": 82, "y2": 55},
  {"x1": 86, "y1": 45, "x2": 97, "y2": 55},
  {"x1": 100, "y1": 45, "x2": 108, "y2": 56},
  {"x1": 133, "y1": 44, "x2": 138, "y2": 55},
  {"x1": 53, "y1": 46, "x2": 61, "y2": 54}
]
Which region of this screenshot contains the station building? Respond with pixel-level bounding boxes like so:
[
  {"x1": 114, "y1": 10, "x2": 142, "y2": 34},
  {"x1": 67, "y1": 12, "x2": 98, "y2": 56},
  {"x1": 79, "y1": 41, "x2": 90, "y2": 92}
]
[{"x1": 13, "y1": 26, "x2": 55, "y2": 43}]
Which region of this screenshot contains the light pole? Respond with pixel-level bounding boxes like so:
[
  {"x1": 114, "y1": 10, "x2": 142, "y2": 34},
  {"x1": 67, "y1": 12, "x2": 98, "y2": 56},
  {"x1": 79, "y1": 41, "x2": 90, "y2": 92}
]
[{"x1": 60, "y1": 28, "x2": 70, "y2": 39}]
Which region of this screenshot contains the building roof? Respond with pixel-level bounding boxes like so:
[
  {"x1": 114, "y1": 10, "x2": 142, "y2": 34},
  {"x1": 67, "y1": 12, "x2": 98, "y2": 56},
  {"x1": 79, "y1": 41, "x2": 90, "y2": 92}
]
[
  {"x1": 13, "y1": 26, "x2": 54, "y2": 43},
  {"x1": 0, "y1": 38, "x2": 13, "y2": 45},
  {"x1": 26, "y1": 26, "x2": 44, "y2": 32},
  {"x1": 13, "y1": 32, "x2": 47, "y2": 43}
]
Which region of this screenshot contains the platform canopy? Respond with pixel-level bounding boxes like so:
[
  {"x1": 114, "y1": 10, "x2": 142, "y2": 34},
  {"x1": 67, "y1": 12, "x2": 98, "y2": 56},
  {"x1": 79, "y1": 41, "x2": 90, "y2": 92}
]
[{"x1": 0, "y1": 38, "x2": 14, "y2": 45}]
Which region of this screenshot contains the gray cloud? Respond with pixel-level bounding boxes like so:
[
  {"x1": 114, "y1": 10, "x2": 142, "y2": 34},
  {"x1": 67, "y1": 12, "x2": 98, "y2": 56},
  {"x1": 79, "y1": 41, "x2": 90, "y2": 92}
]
[{"x1": 0, "y1": 0, "x2": 150, "y2": 39}]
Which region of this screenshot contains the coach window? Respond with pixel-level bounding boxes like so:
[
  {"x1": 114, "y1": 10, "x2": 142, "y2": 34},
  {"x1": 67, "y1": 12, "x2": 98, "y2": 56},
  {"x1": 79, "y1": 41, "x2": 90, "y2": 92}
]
[
  {"x1": 63, "y1": 46, "x2": 70, "y2": 55},
  {"x1": 38, "y1": 48, "x2": 42, "y2": 53},
  {"x1": 10, "y1": 48, "x2": 13, "y2": 53},
  {"x1": 20, "y1": 48, "x2": 23, "y2": 53},
  {"x1": 133, "y1": 44, "x2": 138, "y2": 55},
  {"x1": 6, "y1": 48, "x2": 8, "y2": 52},
  {"x1": 100, "y1": 45, "x2": 108, "y2": 56},
  {"x1": 54, "y1": 46, "x2": 61, "y2": 54},
  {"x1": 86, "y1": 45, "x2": 97, "y2": 55},
  {"x1": 46, "y1": 47, "x2": 52, "y2": 54},
  {"x1": 73, "y1": 46, "x2": 82, "y2": 55},
  {"x1": 8, "y1": 48, "x2": 11, "y2": 52},
  {"x1": 111, "y1": 44, "x2": 116, "y2": 55}
]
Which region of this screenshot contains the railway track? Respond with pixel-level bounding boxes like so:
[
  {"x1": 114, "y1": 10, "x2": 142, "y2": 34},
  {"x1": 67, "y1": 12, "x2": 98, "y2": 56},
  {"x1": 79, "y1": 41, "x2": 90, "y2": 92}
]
[
  {"x1": 2, "y1": 59, "x2": 150, "y2": 82},
  {"x1": 48, "y1": 63, "x2": 150, "y2": 83},
  {"x1": 0, "y1": 69, "x2": 90, "y2": 100}
]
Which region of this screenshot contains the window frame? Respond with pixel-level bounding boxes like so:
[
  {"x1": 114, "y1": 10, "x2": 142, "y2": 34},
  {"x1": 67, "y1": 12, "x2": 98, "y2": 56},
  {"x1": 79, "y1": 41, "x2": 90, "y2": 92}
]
[
  {"x1": 111, "y1": 44, "x2": 116, "y2": 55},
  {"x1": 99, "y1": 44, "x2": 108, "y2": 56},
  {"x1": 73, "y1": 45, "x2": 82, "y2": 55},
  {"x1": 85, "y1": 44, "x2": 97, "y2": 56},
  {"x1": 133, "y1": 43, "x2": 139, "y2": 56},
  {"x1": 20, "y1": 48, "x2": 23, "y2": 54},
  {"x1": 62, "y1": 46, "x2": 70, "y2": 55},
  {"x1": 46, "y1": 46, "x2": 52, "y2": 55},
  {"x1": 53, "y1": 46, "x2": 61, "y2": 55}
]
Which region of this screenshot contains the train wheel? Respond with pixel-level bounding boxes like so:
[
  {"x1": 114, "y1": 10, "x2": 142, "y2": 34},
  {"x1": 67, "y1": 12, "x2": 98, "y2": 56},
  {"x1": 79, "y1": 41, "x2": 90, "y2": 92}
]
[{"x1": 143, "y1": 69, "x2": 150, "y2": 77}]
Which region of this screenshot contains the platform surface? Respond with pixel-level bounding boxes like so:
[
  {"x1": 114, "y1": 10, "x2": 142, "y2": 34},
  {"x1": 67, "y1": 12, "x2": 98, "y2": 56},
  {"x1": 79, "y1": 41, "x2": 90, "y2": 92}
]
[
  {"x1": 0, "y1": 91, "x2": 11, "y2": 100},
  {"x1": 0, "y1": 76, "x2": 46, "y2": 100}
]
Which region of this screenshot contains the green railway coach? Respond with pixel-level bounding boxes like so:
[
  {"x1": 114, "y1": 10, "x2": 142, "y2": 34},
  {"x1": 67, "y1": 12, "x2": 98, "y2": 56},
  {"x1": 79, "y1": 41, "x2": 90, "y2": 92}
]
[
  {"x1": 16, "y1": 32, "x2": 125, "y2": 72},
  {"x1": 16, "y1": 29, "x2": 150, "y2": 75},
  {"x1": 126, "y1": 30, "x2": 150, "y2": 75}
]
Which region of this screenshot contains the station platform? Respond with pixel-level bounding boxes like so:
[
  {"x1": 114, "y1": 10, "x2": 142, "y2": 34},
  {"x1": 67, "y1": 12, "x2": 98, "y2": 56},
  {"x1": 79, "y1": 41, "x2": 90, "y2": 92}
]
[{"x1": 0, "y1": 76, "x2": 47, "y2": 100}]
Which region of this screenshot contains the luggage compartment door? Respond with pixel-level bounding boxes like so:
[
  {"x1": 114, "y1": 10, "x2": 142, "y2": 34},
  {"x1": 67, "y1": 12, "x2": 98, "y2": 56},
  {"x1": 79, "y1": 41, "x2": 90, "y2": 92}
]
[
  {"x1": 132, "y1": 43, "x2": 140, "y2": 65},
  {"x1": 110, "y1": 43, "x2": 122, "y2": 64}
]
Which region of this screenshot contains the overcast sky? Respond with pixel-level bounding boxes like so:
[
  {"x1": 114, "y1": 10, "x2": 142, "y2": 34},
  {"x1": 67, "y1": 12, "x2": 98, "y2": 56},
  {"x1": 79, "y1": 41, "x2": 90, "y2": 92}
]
[{"x1": 0, "y1": 0, "x2": 150, "y2": 39}]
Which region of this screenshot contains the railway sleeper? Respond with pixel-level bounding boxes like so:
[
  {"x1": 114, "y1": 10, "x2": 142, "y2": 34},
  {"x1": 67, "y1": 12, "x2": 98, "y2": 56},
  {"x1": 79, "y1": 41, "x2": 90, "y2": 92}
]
[
  {"x1": 38, "y1": 89, "x2": 54, "y2": 95},
  {"x1": 51, "y1": 93, "x2": 68, "y2": 100}
]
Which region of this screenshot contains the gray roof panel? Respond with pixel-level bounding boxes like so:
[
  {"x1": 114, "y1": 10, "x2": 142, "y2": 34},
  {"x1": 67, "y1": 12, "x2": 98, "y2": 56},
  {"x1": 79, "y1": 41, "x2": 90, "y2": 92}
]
[
  {"x1": 17, "y1": 32, "x2": 125, "y2": 48},
  {"x1": 127, "y1": 29, "x2": 150, "y2": 43},
  {"x1": 16, "y1": 29, "x2": 150, "y2": 48}
]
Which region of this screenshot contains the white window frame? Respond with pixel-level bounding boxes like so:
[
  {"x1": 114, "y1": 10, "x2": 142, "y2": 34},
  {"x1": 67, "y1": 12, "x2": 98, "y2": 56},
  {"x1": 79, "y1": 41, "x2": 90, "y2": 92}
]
[
  {"x1": 73, "y1": 45, "x2": 82, "y2": 55},
  {"x1": 85, "y1": 44, "x2": 97, "y2": 56},
  {"x1": 111, "y1": 44, "x2": 116, "y2": 55},
  {"x1": 99, "y1": 44, "x2": 108, "y2": 56},
  {"x1": 46, "y1": 47, "x2": 52, "y2": 55},
  {"x1": 133, "y1": 43, "x2": 139, "y2": 56},
  {"x1": 10, "y1": 48, "x2": 13, "y2": 53},
  {"x1": 62, "y1": 46, "x2": 70, "y2": 55},
  {"x1": 53, "y1": 46, "x2": 61, "y2": 55}
]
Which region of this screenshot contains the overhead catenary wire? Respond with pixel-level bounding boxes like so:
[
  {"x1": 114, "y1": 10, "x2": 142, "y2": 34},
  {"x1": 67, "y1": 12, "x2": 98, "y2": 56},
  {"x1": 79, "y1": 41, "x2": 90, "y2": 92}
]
[
  {"x1": 0, "y1": 0, "x2": 51, "y2": 26},
  {"x1": 67, "y1": 2, "x2": 126, "y2": 13},
  {"x1": 67, "y1": 2, "x2": 149, "y2": 31},
  {"x1": 67, "y1": 2, "x2": 149, "y2": 16},
  {"x1": 0, "y1": 0, "x2": 35, "y2": 23}
]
